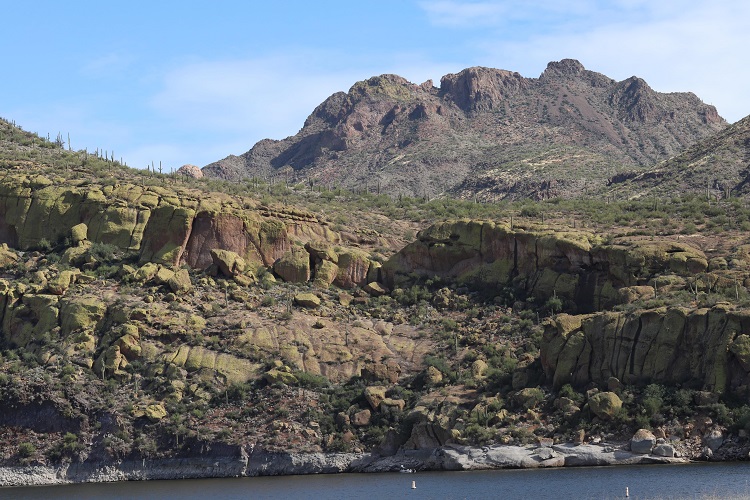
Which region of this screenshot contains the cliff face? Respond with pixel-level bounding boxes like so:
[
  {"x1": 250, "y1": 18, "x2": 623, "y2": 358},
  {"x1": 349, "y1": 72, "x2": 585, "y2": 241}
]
[
  {"x1": 383, "y1": 219, "x2": 708, "y2": 313},
  {"x1": 0, "y1": 173, "x2": 334, "y2": 269},
  {"x1": 205, "y1": 59, "x2": 726, "y2": 200},
  {"x1": 541, "y1": 305, "x2": 750, "y2": 395},
  {"x1": 0, "y1": 173, "x2": 386, "y2": 288},
  {"x1": 385, "y1": 219, "x2": 750, "y2": 397}
]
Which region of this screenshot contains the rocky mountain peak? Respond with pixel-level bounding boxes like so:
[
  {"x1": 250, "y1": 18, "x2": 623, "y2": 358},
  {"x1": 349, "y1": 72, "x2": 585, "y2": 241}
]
[
  {"x1": 204, "y1": 60, "x2": 727, "y2": 200},
  {"x1": 543, "y1": 58, "x2": 586, "y2": 76},
  {"x1": 440, "y1": 66, "x2": 527, "y2": 112}
]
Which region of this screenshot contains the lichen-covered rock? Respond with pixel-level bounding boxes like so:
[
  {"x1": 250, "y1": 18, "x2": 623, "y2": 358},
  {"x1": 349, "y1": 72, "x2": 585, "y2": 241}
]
[
  {"x1": 425, "y1": 365, "x2": 443, "y2": 384},
  {"x1": 263, "y1": 368, "x2": 299, "y2": 386},
  {"x1": 47, "y1": 270, "x2": 76, "y2": 295},
  {"x1": 164, "y1": 345, "x2": 260, "y2": 385},
  {"x1": 71, "y1": 223, "x2": 88, "y2": 244},
  {"x1": 274, "y1": 247, "x2": 311, "y2": 283},
  {"x1": 313, "y1": 260, "x2": 339, "y2": 288},
  {"x1": 542, "y1": 304, "x2": 750, "y2": 396},
  {"x1": 210, "y1": 249, "x2": 246, "y2": 277},
  {"x1": 364, "y1": 386, "x2": 387, "y2": 411},
  {"x1": 154, "y1": 266, "x2": 175, "y2": 285},
  {"x1": 3, "y1": 293, "x2": 59, "y2": 348},
  {"x1": 134, "y1": 262, "x2": 159, "y2": 282},
  {"x1": 168, "y1": 268, "x2": 193, "y2": 294},
  {"x1": 588, "y1": 391, "x2": 622, "y2": 420},
  {"x1": 383, "y1": 219, "x2": 707, "y2": 314},
  {"x1": 363, "y1": 281, "x2": 387, "y2": 296},
  {"x1": 471, "y1": 359, "x2": 488, "y2": 378},
  {"x1": 294, "y1": 293, "x2": 320, "y2": 308},
  {"x1": 59, "y1": 296, "x2": 106, "y2": 337}
]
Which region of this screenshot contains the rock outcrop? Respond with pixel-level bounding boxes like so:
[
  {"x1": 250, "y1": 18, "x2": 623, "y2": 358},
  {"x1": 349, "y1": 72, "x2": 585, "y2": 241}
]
[
  {"x1": 383, "y1": 219, "x2": 707, "y2": 313},
  {"x1": 541, "y1": 304, "x2": 750, "y2": 395},
  {"x1": 0, "y1": 174, "x2": 376, "y2": 290}
]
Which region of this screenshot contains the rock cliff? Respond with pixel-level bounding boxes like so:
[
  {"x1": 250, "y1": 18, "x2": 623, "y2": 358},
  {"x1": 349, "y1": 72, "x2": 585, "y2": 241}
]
[{"x1": 383, "y1": 219, "x2": 707, "y2": 313}]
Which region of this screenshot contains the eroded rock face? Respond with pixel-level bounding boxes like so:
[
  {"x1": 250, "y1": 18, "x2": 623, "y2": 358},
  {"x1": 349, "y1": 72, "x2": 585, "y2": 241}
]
[
  {"x1": 541, "y1": 304, "x2": 750, "y2": 395},
  {"x1": 383, "y1": 219, "x2": 707, "y2": 313},
  {"x1": 0, "y1": 176, "x2": 372, "y2": 287}
]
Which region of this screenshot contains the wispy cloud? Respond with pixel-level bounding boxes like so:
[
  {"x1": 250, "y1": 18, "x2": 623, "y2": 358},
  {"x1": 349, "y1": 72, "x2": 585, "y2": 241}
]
[
  {"x1": 419, "y1": 1, "x2": 509, "y2": 27},
  {"x1": 81, "y1": 52, "x2": 136, "y2": 78},
  {"x1": 420, "y1": 0, "x2": 750, "y2": 122}
]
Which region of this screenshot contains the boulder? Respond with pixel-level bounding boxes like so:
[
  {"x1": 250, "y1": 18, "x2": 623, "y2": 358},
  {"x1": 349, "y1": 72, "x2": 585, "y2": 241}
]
[
  {"x1": 154, "y1": 266, "x2": 175, "y2": 285},
  {"x1": 363, "y1": 281, "x2": 387, "y2": 296},
  {"x1": 47, "y1": 270, "x2": 76, "y2": 295},
  {"x1": 425, "y1": 365, "x2": 443, "y2": 384},
  {"x1": 380, "y1": 398, "x2": 406, "y2": 412},
  {"x1": 210, "y1": 249, "x2": 246, "y2": 277},
  {"x1": 294, "y1": 293, "x2": 321, "y2": 308},
  {"x1": 59, "y1": 296, "x2": 107, "y2": 337},
  {"x1": 588, "y1": 391, "x2": 622, "y2": 420},
  {"x1": 704, "y1": 429, "x2": 724, "y2": 452},
  {"x1": 312, "y1": 260, "x2": 339, "y2": 288},
  {"x1": 274, "y1": 247, "x2": 311, "y2": 283},
  {"x1": 652, "y1": 443, "x2": 675, "y2": 458},
  {"x1": 134, "y1": 262, "x2": 159, "y2": 282},
  {"x1": 364, "y1": 386, "x2": 387, "y2": 411},
  {"x1": 0, "y1": 245, "x2": 18, "y2": 267},
  {"x1": 471, "y1": 359, "x2": 488, "y2": 378},
  {"x1": 168, "y1": 268, "x2": 193, "y2": 293},
  {"x1": 263, "y1": 368, "x2": 298, "y2": 386},
  {"x1": 176, "y1": 164, "x2": 204, "y2": 179},
  {"x1": 71, "y1": 223, "x2": 88, "y2": 244},
  {"x1": 352, "y1": 409, "x2": 372, "y2": 427},
  {"x1": 631, "y1": 428, "x2": 656, "y2": 454}
]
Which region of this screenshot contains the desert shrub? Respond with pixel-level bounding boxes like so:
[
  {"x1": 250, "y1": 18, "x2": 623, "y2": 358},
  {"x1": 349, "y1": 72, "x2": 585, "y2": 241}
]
[
  {"x1": 17, "y1": 442, "x2": 35, "y2": 458},
  {"x1": 294, "y1": 371, "x2": 331, "y2": 389}
]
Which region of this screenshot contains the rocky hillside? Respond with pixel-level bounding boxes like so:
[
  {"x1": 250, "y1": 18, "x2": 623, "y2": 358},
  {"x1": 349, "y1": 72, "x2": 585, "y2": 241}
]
[
  {"x1": 606, "y1": 114, "x2": 750, "y2": 200},
  {"x1": 2, "y1": 114, "x2": 750, "y2": 475},
  {"x1": 204, "y1": 59, "x2": 725, "y2": 200}
]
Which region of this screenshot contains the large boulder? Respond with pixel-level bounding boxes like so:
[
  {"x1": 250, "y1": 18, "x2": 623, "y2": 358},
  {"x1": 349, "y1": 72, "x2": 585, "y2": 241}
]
[
  {"x1": 294, "y1": 293, "x2": 320, "y2": 308},
  {"x1": 630, "y1": 428, "x2": 656, "y2": 454},
  {"x1": 352, "y1": 409, "x2": 372, "y2": 427},
  {"x1": 210, "y1": 249, "x2": 246, "y2": 277},
  {"x1": 274, "y1": 247, "x2": 311, "y2": 283},
  {"x1": 364, "y1": 386, "x2": 387, "y2": 411},
  {"x1": 588, "y1": 391, "x2": 622, "y2": 420},
  {"x1": 168, "y1": 268, "x2": 193, "y2": 294},
  {"x1": 71, "y1": 223, "x2": 88, "y2": 245}
]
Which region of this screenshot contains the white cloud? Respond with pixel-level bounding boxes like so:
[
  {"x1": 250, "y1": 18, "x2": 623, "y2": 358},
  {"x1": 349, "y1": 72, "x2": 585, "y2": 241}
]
[{"x1": 442, "y1": 0, "x2": 750, "y2": 122}]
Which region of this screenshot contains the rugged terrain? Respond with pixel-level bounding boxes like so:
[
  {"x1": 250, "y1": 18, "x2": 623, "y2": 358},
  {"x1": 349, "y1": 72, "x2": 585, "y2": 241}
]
[
  {"x1": 204, "y1": 59, "x2": 725, "y2": 200},
  {"x1": 1, "y1": 98, "x2": 750, "y2": 486},
  {"x1": 608, "y1": 114, "x2": 750, "y2": 200}
]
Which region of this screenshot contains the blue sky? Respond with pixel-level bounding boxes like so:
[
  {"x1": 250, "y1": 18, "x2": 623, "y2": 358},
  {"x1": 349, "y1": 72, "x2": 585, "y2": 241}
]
[{"x1": 3, "y1": 1, "x2": 748, "y2": 171}]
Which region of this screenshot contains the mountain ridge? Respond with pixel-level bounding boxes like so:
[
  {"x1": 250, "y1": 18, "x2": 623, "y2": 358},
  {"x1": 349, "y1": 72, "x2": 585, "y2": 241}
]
[{"x1": 204, "y1": 59, "x2": 726, "y2": 200}]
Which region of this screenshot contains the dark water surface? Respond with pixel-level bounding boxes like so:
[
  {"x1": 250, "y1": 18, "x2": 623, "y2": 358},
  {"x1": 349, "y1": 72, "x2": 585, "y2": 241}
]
[{"x1": 3, "y1": 462, "x2": 750, "y2": 499}]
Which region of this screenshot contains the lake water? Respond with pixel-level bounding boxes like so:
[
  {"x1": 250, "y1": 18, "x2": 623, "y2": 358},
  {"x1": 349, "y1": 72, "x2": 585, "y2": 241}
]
[{"x1": 2, "y1": 462, "x2": 750, "y2": 499}]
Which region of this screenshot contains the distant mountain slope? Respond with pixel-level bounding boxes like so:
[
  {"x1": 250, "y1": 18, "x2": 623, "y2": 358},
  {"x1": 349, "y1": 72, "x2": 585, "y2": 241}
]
[
  {"x1": 606, "y1": 114, "x2": 750, "y2": 200},
  {"x1": 203, "y1": 59, "x2": 726, "y2": 200}
]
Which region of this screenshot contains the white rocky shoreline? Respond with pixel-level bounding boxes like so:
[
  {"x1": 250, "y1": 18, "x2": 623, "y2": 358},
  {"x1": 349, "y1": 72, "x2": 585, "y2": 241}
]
[{"x1": 0, "y1": 441, "x2": 692, "y2": 488}]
